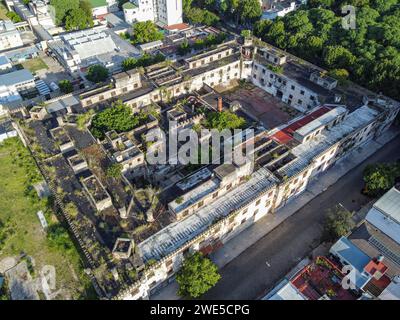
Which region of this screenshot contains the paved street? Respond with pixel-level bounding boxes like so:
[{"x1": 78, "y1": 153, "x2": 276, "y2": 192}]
[{"x1": 202, "y1": 136, "x2": 400, "y2": 300}]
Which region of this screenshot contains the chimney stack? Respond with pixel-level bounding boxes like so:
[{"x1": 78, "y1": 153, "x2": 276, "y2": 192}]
[{"x1": 218, "y1": 96, "x2": 223, "y2": 112}]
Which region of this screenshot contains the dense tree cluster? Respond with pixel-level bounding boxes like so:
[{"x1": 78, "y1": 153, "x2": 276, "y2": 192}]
[
  {"x1": 363, "y1": 162, "x2": 400, "y2": 196},
  {"x1": 130, "y1": 21, "x2": 164, "y2": 45},
  {"x1": 183, "y1": 0, "x2": 262, "y2": 26},
  {"x1": 254, "y1": 0, "x2": 400, "y2": 100},
  {"x1": 205, "y1": 110, "x2": 246, "y2": 131},
  {"x1": 91, "y1": 101, "x2": 150, "y2": 139},
  {"x1": 122, "y1": 53, "x2": 165, "y2": 71},
  {"x1": 50, "y1": 0, "x2": 93, "y2": 31}
]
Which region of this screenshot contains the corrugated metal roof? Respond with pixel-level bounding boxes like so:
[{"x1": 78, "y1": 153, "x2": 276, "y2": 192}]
[
  {"x1": 373, "y1": 187, "x2": 400, "y2": 224},
  {"x1": 139, "y1": 168, "x2": 277, "y2": 262}
]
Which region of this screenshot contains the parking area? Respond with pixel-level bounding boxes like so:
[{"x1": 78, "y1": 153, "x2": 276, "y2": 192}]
[{"x1": 222, "y1": 84, "x2": 299, "y2": 130}]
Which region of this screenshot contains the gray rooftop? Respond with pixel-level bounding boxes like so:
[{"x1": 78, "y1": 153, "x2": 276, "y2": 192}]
[
  {"x1": 295, "y1": 106, "x2": 347, "y2": 137},
  {"x1": 0, "y1": 69, "x2": 34, "y2": 87},
  {"x1": 373, "y1": 187, "x2": 400, "y2": 224},
  {"x1": 139, "y1": 168, "x2": 277, "y2": 262}
]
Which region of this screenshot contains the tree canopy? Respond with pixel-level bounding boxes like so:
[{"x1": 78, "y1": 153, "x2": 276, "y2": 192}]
[
  {"x1": 176, "y1": 252, "x2": 221, "y2": 298},
  {"x1": 131, "y1": 21, "x2": 164, "y2": 45},
  {"x1": 183, "y1": 0, "x2": 261, "y2": 26},
  {"x1": 253, "y1": 1, "x2": 400, "y2": 100},
  {"x1": 85, "y1": 64, "x2": 109, "y2": 83},
  {"x1": 58, "y1": 79, "x2": 73, "y2": 94},
  {"x1": 50, "y1": 0, "x2": 93, "y2": 30},
  {"x1": 91, "y1": 101, "x2": 150, "y2": 139},
  {"x1": 324, "y1": 205, "x2": 355, "y2": 241},
  {"x1": 122, "y1": 53, "x2": 165, "y2": 71},
  {"x1": 363, "y1": 162, "x2": 400, "y2": 196},
  {"x1": 205, "y1": 110, "x2": 246, "y2": 131}
]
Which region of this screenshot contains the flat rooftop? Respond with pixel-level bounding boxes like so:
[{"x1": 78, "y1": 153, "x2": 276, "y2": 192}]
[{"x1": 139, "y1": 168, "x2": 277, "y2": 262}]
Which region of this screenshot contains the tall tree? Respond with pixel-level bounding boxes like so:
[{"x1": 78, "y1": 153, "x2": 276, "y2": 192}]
[{"x1": 176, "y1": 252, "x2": 220, "y2": 298}]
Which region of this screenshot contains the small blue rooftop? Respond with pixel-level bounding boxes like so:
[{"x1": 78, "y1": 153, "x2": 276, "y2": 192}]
[{"x1": 330, "y1": 236, "x2": 372, "y2": 289}]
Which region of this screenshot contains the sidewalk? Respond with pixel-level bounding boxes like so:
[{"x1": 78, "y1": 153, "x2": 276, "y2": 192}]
[{"x1": 151, "y1": 128, "x2": 399, "y2": 300}]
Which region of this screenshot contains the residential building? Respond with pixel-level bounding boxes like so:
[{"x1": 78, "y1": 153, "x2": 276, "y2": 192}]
[
  {"x1": 0, "y1": 69, "x2": 35, "y2": 105},
  {"x1": 0, "y1": 20, "x2": 23, "y2": 51},
  {"x1": 123, "y1": 0, "x2": 183, "y2": 27},
  {"x1": 48, "y1": 27, "x2": 118, "y2": 74},
  {"x1": 0, "y1": 54, "x2": 12, "y2": 73}
]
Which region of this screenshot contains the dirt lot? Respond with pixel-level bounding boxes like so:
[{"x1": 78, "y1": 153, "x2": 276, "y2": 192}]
[{"x1": 222, "y1": 84, "x2": 299, "y2": 130}]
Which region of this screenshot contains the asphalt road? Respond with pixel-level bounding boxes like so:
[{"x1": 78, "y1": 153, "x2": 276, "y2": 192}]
[{"x1": 202, "y1": 137, "x2": 400, "y2": 300}]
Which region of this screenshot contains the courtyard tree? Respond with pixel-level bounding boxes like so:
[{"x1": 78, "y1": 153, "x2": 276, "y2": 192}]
[
  {"x1": 205, "y1": 110, "x2": 246, "y2": 131},
  {"x1": 58, "y1": 79, "x2": 73, "y2": 94},
  {"x1": 176, "y1": 252, "x2": 221, "y2": 298},
  {"x1": 91, "y1": 101, "x2": 150, "y2": 138},
  {"x1": 131, "y1": 21, "x2": 164, "y2": 45},
  {"x1": 323, "y1": 205, "x2": 355, "y2": 241},
  {"x1": 86, "y1": 64, "x2": 109, "y2": 83}
]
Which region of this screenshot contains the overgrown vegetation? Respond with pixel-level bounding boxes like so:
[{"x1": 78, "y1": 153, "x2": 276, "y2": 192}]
[
  {"x1": 176, "y1": 252, "x2": 220, "y2": 298},
  {"x1": 0, "y1": 138, "x2": 94, "y2": 299},
  {"x1": 122, "y1": 53, "x2": 165, "y2": 71},
  {"x1": 106, "y1": 163, "x2": 122, "y2": 179},
  {"x1": 204, "y1": 110, "x2": 246, "y2": 131},
  {"x1": 253, "y1": 0, "x2": 400, "y2": 100},
  {"x1": 91, "y1": 101, "x2": 151, "y2": 139},
  {"x1": 130, "y1": 21, "x2": 164, "y2": 45}
]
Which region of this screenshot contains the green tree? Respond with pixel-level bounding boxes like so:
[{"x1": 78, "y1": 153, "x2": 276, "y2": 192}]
[
  {"x1": 86, "y1": 64, "x2": 109, "y2": 83},
  {"x1": 131, "y1": 21, "x2": 164, "y2": 45},
  {"x1": 178, "y1": 39, "x2": 191, "y2": 56},
  {"x1": 328, "y1": 68, "x2": 350, "y2": 85},
  {"x1": 323, "y1": 205, "x2": 355, "y2": 241},
  {"x1": 363, "y1": 163, "x2": 400, "y2": 196},
  {"x1": 176, "y1": 252, "x2": 221, "y2": 298},
  {"x1": 205, "y1": 110, "x2": 246, "y2": 131},
  {"x1": 238, "y1": 0, "x2": 262, "y2": 25},
  {"x1": 6, "y1": 11, "x2": 23, "y2": 23},
  {"x1": 91, "y1": 101, "x2": 149, "y2": 138},
  {"x1": 323, "y1": 45, "x2": 356, "y2": 69},
  {"x1": 202, "y1": 10, "x2": 220, "y2": 26},
  {"x1": 50, "y1": 0, "x2": 80, "y2": 25},
  {"x1": 58, "y1": 79, "x2": 73, "y2": 94}
]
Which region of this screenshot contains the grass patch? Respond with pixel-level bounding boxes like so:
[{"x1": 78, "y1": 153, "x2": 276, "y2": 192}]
[
  {"x1": 21, "y1": 58, "x2": 48, "y2": 73},
  {"x1": 0, "y1": 137, "x2": 95, "y2": 299},
  {"x1": 0, "y1": 3, "x2": 9, "y2": 20}
]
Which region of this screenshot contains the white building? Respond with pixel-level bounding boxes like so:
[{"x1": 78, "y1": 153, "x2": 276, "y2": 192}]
[
  {"x1": 48, "y1": 27, "x2": 117, "y2": 74},
  {"x1": 123, "y1": 0, "x2": 182, "y2": 27},
  {"x1": 0, "y1": 69, "x2": 35, "y2": 105},
  {"x1": 365, "y1": 186, "x2": 400, "y2": 246},
  {"x1": 0, "y1": 55, "x2": 12, "y2": 73},
  {"x1": 0, "y1": 20, "x2": 24, "y2": 51}
]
